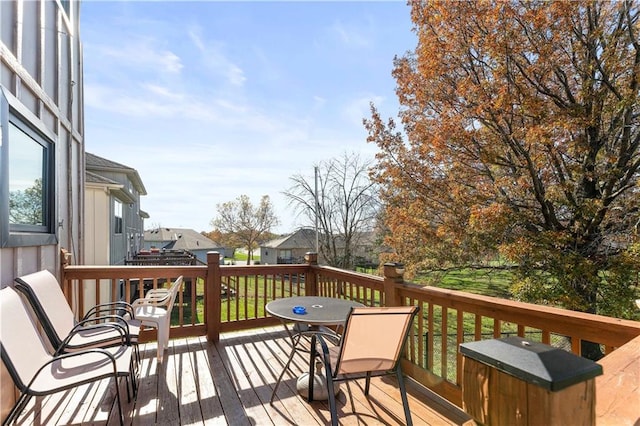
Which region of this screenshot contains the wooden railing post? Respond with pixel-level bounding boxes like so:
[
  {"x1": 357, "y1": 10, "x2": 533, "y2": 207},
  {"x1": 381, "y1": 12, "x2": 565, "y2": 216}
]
[
  {"x1": 383, "y1": 262, "x2": 404, "y2": 307},
  {"x1": 305, "y1": 252, "x2": 318, "y2": 296},
  {"x1": 207, "y1": 251, "x2": 221, "y2": 342},
  {"x1": 60, "y1": 248, "x2": 73, "y2": 303}
]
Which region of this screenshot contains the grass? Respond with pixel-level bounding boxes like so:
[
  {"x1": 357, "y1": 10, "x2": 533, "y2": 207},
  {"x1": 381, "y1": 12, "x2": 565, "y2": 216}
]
[
  {"x1": 416, "y1": 267, "x2": 514, "y2": 298},
  {"x1": 173, "y1": 267, "x2": 516, "y2": 325},
  {"x1": 230, "y1": 251, "x2": 260, "y2": 263}
]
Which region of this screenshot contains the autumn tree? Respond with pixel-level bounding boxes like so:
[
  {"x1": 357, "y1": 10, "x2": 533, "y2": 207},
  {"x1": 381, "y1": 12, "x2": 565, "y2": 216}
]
[
  {"x1": 210, "y1": 195, "x2": 279, "y2": 264},
  {"x1": 283, "y1": 153, "x2": 380, "y2": 269},
  {"x1": 366, "y1": 0, "x2": 640, "y2": 337}
]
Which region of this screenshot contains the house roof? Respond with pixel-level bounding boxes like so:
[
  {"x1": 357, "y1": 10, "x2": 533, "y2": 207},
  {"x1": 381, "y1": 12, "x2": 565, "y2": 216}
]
[
  {"x1": 85, "y1": 170, "x2": 119, "y2": 185},
  {"x1": 144, "y1": 227, "x2": 221, "y2": 251},
  {"x1": 85, "y1": 169, "x2": 136, "y2": 204},
  {"x1": 262, "y1": 228, "x2": 317, "y2": 249},
  {"x1": 86, "y1": 152, "x2": 147, "y2": 195}
]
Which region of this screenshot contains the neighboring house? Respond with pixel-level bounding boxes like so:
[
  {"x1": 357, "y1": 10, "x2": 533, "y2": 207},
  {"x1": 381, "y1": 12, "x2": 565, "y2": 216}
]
[
  {"x1": 260, "y1": 228, "x2": 317, "y2": 265},
  {"x1": 351, "y1": 231, "x2": 383, "y2": 268},
  {"x1": 85, "y1": 153, "x2": 148, "y2": 265},
  {"x1": 260, "y1": 228, "x2": 382, "y2": 267},
  {"x1": 1, "y1": 0, "x2": 84, "y2": 284},
  {"x1": 144, "y1": 227, "x2": 225, "y2": 264}
]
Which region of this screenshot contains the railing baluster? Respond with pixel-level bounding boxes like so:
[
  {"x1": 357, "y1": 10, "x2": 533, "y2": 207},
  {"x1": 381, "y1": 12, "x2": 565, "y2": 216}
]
[{"x1": 60, "y1": 253, "x2": 640, "y2": 408}]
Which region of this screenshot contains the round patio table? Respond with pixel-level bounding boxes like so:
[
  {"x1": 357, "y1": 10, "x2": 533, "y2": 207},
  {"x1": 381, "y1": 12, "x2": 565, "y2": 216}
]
[
  {"x1": 266, "y1": 296, "x2": 363, "y2": 325},
  {"x1": 266, "y1": 296, "x2": 364, "y2": 403}
]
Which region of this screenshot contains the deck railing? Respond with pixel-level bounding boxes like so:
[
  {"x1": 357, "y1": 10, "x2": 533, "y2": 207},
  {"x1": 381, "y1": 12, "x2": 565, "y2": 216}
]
[{"x1": 62, "y1": 251, "x2": 640, "y2": 408}]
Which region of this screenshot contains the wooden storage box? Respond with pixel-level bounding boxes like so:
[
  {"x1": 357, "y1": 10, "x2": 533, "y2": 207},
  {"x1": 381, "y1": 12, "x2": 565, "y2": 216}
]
[{"x1": 460, "y1": 336, "x2": 602, "y2": 426}]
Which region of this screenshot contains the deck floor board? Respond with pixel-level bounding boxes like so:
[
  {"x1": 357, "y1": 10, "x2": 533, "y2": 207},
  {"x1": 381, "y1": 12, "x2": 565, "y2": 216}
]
[{"x1": 12, "y1": 327, "x2": 475, "y2": 425}]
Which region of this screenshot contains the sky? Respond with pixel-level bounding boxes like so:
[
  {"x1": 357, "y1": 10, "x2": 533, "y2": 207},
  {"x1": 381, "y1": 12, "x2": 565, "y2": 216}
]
[{"x1": 81, "y1": 0, "x2": 417, "y2": 234}]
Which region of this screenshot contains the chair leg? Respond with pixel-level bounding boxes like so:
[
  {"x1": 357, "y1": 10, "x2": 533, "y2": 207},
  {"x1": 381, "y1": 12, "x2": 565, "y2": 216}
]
[
  {"x1": 157, "y1": 321, "x2": 169, "y2": 360},
  {"x1": 395, "y1": 366, "x2": 413, "y2": 426},
  {"x1": 326, "y1": 374, "x2": 338, "y2": 426},
  {"x1": 130, "y1": 360, "x2": 138, "y2": 398},
  {"x1": 162, "y1": 321, "x2": 170, "y2": 349},
  {"x1": 153, "y1": 325, "x2": 163, "y2": 361},
  {"x1": 3, "y1": 393, "x2": 32, "y2": 426},
  {"x1": 114, "y1": 376, "x2": 125, "y2": 426},
  {"x1": 133, "y1": 342, "x2": 141, "y2": 370},
  {"x1": 364, "y1": 371, "x2": 372, "y2": 395}
]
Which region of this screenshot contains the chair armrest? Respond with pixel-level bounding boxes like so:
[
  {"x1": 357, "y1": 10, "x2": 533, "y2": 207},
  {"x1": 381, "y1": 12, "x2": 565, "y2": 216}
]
[
  {"x1": 25, "y1": 348, "x2": 119, "y2": 393},
  {"x1": 142, "y1": 290, "x2": 171, "y2": 303},
  {"x1": 57, "y1": 319, "x2": 129, "y2": 354},
  {"x1": 131, "y1": 293, "x2": 171, "y2": 308}
]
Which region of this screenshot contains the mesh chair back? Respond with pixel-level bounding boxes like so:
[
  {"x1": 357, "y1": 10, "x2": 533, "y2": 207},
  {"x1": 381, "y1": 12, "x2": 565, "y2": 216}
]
[
  {"x1": 336, "y1": 306, "x2": 418, "y2": 376},
  {"x1": 1, "y1": 287, "x2": 56, "y2": 390},
  {"x1": 14, "y1": 270, "x2": 76, "y2": 349}
]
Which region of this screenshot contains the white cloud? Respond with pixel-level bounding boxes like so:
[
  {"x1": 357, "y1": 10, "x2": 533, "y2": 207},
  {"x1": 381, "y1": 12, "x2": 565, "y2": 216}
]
[
  {"x1": 188, "y1": 27, "x2": 246, "y2": 87},
  {"x1": 342, "y1": 94, "x2": 383, "y2": 126},
  {"x1": 329, "y1": 19, "x2": 373, "y2": 49},
  {"x1": 93, "y1": 41, "x2": 184, "y2": 75},
  {"x1": 142, "y1": 83, "x2": 185, "y2": 100}
]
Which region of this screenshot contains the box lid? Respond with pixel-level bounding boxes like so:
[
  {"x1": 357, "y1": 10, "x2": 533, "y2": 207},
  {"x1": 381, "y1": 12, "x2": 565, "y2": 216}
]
[{"x1": 460, "y1": 336, "x2": 603, "y2": 391}]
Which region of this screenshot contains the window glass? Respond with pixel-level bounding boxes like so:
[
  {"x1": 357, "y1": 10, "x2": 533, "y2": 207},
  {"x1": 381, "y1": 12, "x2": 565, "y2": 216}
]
[
  {"x1": 114, "y1": 200, "x2": 123, "y2": 234},
  {"x1": 1, "y1": 88, "x2": 57, "y2": 247},
  {"x1": 8, "y1": 122, "x2": 45, "y2": 226}
]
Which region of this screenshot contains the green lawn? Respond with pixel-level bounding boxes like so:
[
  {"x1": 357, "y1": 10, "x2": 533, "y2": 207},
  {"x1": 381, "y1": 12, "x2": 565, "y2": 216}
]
[
  {"x1": 415, "y1": 267, "x2": 514, "y2": 298},
  {"x1": 229, "y1": 251, "x2": 260, "y2": 263}
]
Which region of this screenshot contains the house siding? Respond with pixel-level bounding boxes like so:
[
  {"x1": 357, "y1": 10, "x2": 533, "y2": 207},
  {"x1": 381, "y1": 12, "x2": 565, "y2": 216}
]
[
  {"x1": 1, "y1": 0, "x2": 84, "y2": 419},
  {"x1": 84, "y1": 186, "x2": 110, "y2": 264},
  {"x1": 0, "y1": 0, "x2": 84, "y2": 284}
]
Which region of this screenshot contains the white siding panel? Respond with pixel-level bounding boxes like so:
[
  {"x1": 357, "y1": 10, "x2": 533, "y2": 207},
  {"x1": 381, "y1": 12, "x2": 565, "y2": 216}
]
[
  {"x1": 84, "y1": 187, "x2": 110, "y2": 265},
  {"x1": 21, "y1": 0, "x2": 39, "y2": 79},
  {"x1": 43, "y1": 0, "x2": 58, "y2": 100},
  {"x1": 0, "y1": 1, "x2": 15, "y2": 50}
]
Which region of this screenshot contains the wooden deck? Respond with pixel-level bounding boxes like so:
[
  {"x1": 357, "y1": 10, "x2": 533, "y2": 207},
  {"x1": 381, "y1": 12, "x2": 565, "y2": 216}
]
[
  {"x1": 595, "y1": 334, "x2": 640, "y2": 426},
  {"x1": 12, "y1": 326, "x2": 475, "y2": 425}
]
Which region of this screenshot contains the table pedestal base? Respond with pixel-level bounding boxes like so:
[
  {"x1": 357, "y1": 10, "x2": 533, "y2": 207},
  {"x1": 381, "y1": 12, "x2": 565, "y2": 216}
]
[{"x1": 296, "y1": 362, "x2": 340, "y2": 400}]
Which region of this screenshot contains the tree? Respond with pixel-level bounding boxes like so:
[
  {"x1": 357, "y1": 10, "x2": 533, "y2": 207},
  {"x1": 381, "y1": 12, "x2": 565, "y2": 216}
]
[
  {"x1": 283, "y1": 152, "x2": 380, "y2": 269},
  {"x1": 365, "y1": 0, "x2": 640, "y2": 333},
  {"x1": 210, "y1": 195, "x2": 279, "y2": 264},
  {"x1": 9, "y1": 178, "x2": 43, "y2": 225}
]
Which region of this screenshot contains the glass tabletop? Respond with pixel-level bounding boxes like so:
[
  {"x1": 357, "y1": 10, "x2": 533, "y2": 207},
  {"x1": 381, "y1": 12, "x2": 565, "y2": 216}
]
[{"x1": 266, "y1": 296, "x2": 364, "y2": 325}]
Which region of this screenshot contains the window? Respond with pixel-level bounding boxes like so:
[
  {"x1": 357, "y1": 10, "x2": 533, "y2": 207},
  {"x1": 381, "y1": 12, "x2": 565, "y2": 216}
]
[
  {"x1": 1, "y1": 87, "x2": 57, "y2": 247},
  {"x1": 280, "y1": 249, "x2": 292, "y2": 260},
  {"x1": 114, "y1": 200, "x2": 123, "y2": 234}
]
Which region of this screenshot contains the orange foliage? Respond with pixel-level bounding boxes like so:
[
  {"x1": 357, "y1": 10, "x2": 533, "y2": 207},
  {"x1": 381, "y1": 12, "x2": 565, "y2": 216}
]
[{"x1": 365, "y1": 0, "x2": 639, "y2": 312}]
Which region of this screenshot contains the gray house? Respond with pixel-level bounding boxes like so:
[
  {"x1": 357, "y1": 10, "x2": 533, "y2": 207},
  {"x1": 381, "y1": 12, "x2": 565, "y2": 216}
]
[
  {"x1": 261, "y1": 228, "x2": 381, "y2": 267},
  {"x1": 85, "y1": 153, "x2": 148, "y2": 265},
  {"x1": 260, "y1": 228, "x2": 317, "y2": 265},
  {"x1": 143, "y1": 227, "x2": 224, "y2": 264}
]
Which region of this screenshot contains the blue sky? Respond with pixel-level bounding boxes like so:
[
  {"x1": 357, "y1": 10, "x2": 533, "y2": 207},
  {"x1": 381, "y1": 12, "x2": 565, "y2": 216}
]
[{"x1": 82, "y1": 1, "x2": 416, "y2": 234}]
